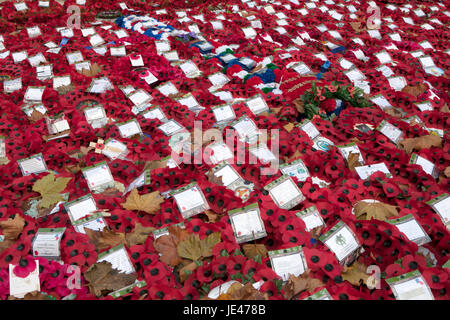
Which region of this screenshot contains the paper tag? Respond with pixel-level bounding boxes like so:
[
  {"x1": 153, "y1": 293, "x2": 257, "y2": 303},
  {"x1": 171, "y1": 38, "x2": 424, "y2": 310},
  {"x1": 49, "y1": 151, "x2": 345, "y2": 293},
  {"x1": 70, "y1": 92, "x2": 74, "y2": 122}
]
[
  {"x1": 82, "y1": 162, "x2": 115, "y2": 192},
  {"x1": 9, "y1": 261, "x2": 40, "y2": 298},
  {"x1": 355, "y1": 162, "x2": 392, "y2": 180},
  {"x1": 66, "y1": 51, "x2": 84, "y2": 64},
  {"x1": 171, "y1": 184, "x2": 209, "y2": 219},
  {"x1": 296, "y1": 206, "x2": 325, "y2": 231},
  {"x1": 265, "y1": 176, "x2": 305, "y2": 210},
  {"x1": 73, "y1": 214, "x2": 106, "y2": 234},
  {"x1": 280, "y1": 159, "x2": 310, "y2": 182},
  {"x1": 321, "y1": 221, "x2": 360, "y2": 264},
  {"x1": 65, "y1": 194, "x2": 97, "y2": 223},
  {"x1": 158, "y1": 120, "x2": 184, "y2": 136},
  {"x1": 387, "y1": 271, "x2": 434, "y2": 300},
  {"x1": 116, "y1": 120, "x2": 142, "y2": 138},
  {"x1": 245, "y1": 95, "x2": 269, "y2": 115},
  {"x1": 97, "y1": 245, "x2": 135, "y2": 274},
  {"x1": 269, "y1": 246, "x2": 308, "y2": 282},
  {"x1": 212, "y1": 104, "x2": 236, "y2": 123},
  {"x1": 388, "y1": 215, "x2": 431, "y2": 246},
  {"x1": 32, "y1": 228, "x2": 65, "y2": 259},
  {"x1": 12, "y1": 51, "x2": 28, "y2": 64},
  {"x1": 229, "y1": 203, "x2": 266, "y2": 243},
  {"x1": 377, "y1": 120, "x2": 403, "y2": 144}
]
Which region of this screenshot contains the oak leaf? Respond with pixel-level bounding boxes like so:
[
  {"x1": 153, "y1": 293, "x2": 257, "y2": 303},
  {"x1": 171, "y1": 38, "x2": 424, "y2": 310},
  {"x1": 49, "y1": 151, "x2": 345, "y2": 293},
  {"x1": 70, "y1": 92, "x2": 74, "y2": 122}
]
[
  {"x1": 242, "y1": 244, "x2": 267, "y2": 260},
  {"x1": 84, "y1": 227, "x2": 126, "y2": 251},
  {"x1": 177, "y1": 232, "x2": 221, "y2": 261},
  {"x1": 0, "y1": 214, "x2": 25, "y2": 240},
  {"x1": 121, "y1": 188, "x2": 164, "y2": 214},
  {"x1": 341, "y1": 261, "x2": 370, "y2": 287},
  {"x1": 153, "y1": 226, "x2": 190, "y2": 267},
  {"x1": 399, "y1": 135, "x2": 442, "y2": 154},
  {"x1": 281, "y1": 269, "x2": 324, "y2": 300},
  {"x1": 354, "y1": 201, "x2": 398, "y2": 221},
  {"x1": 125, "y1": 223, "x2": 155, "y2": 247},
  {"x1": 84, "y1": 261, "x2": 137, "y2": 297},
  {"x1": 32, "y1": 173, "x2": 71, "y2": 209}
]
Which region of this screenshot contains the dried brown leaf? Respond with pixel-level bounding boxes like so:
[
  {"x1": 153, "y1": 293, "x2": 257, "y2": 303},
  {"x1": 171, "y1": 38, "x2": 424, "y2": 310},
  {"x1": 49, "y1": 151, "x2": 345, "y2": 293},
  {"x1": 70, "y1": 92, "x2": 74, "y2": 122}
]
[
  {"x1": 341, "y1": 261, "x2": 370, "y2": 287},
  {"x1": 354, "y1": 201, "x2": 399, "y2": 221},
  {"x1": 282, "y1": 269, "x2": 324, "y2": 300},
  {"x1": 153, "y1": 226, "x2": 190, "y2": 267},
  {"x1": 242, "y1": 244, "x2": 267, "y2": 260},
  {"x1": 347, "y1": 152, "x2": 363, "y2": 171},
  {"x1": 177, "y1": 232, "x2": 221, "y2": 261},
  {"x1": 179, "y1": 261, "x2": 199, "y2": 283},
  {"x1": 0, "y1": 215, "x2": 25, "y2": 240},
  {"x1": 121, "y1": 188, "x2": 164, "y2": 214},
  {"x1": 84, "y1": 261, "x2": 137, "y2": 297},
  {"x1": 125, "y1": 223, "x2": 155, "y2": 247},
  {"x1": 84, "y1": 227, "x2": 126, "y2": 251},
  {"x1": 399, "y1": 135, "x2": 442, "y2": 154}
]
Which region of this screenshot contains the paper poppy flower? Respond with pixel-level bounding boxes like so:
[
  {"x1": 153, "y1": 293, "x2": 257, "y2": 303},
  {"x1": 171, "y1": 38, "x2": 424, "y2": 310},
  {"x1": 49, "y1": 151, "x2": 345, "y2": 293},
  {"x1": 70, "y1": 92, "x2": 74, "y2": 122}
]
[{"x1": 13, "y1": 255, "x2": 37, "y2": 278}]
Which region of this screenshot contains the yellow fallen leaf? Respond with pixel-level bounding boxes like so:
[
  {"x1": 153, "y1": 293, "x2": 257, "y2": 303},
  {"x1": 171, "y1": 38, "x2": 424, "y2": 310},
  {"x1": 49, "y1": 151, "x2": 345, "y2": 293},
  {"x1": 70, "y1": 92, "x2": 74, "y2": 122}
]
[
  {"x1": 121, "y1": 189, "x2": 164, "y2": 214},
  {"x1": 354, "y1": 201, "x2": 398, "y2": 221}
]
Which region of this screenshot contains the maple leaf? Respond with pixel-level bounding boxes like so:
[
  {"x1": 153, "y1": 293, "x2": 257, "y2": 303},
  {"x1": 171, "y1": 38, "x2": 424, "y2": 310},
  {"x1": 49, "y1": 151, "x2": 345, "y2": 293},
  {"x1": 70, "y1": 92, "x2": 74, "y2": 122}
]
[
  {"x1": 204, "y1": 209, "x2": 220, "y2": 223},
  {"x1": 7, "y1": 292, "x2": 50, "y2": 300},
  {"x1": 440, "y1": 104, "x2": 450, "y2": 113},
  {"x1": 179, "y1": 261, "x2": 199, "y2": 283},
  {"x1": 153, "y1": 226, "x2": 190, "y2": 267},
  {"x1": 349, "y1": 21, "x2": 365, "y2": 33},
  {"x1": 0, "y1": 214, "x2": 25, "y2": 240},
  {"x1": 310, "y1": 226, "x2": 324, "y2": 240},
  {"x1": 28, "y1": 109, "x2": 45, "y2": 122},
  {"x1": 0, "y1": 238, "x2": 14, "y2": 254},
  {"x1": 125, "y1": 223, "x2": 155, "y2": 247},
  {"x1": 347, "y1": 152, "x2": 363, "y2": 171},
  {"x1": 293, "y1": 98, "x2": 305, "y2": 113},
  {"x1": 281, "y1": 270, "x2": 324, "y2": 300},
  {"x1": 84, "y1": 227, "x2": 126, "y2": 251},
  {"x1": 444, "y1": 166, "x2": 450, "y2": 178},
  {"x1": 121, "y1": 188, "x2": 164, "y2": 214},
  {"x1": 242, "y1": 244, "x2": 267, "y2": 260},
  {"x1": 341, "y1": 261, "x2": 370, "y2": 287},
  {"x1": 384, "y1": 107, "x2": 404, "y2": 118},
  {"x1": 32, "y1": 173, "x2": 71, "y2": 209},
  {"x1": 81, "y1": 63, "x2": 102, "y2": 77},
  {"x1": 354, "y1": 201, "x2": 399, "y2": 221},
  {"x1": 177, "y1": 232, "x2": 221, "y2": 261},
  {"x1": 285, "y1": 149, "x2": 302, "y2": 163},
  {"x1": 143, "y1": 158, "x2": 168, "y2": 172},
  {"x1": 283, "y1": 123, "x2": 295, "y2": 133},
  {"x1": 401, "y1": 83, "x2": 427, "y2": 98},
  {"x1": 206, "y1": 171, "x2": 224, "y2": 187},
  {"x1": 84, "y1": 261, "x2": 137, "y2": 297},
  {"x1": 399, "y1": 135, "x2": 442, "y2": 154},
  {"x1": 226, "y1": 282, "x2": 268, "y2": 300}
]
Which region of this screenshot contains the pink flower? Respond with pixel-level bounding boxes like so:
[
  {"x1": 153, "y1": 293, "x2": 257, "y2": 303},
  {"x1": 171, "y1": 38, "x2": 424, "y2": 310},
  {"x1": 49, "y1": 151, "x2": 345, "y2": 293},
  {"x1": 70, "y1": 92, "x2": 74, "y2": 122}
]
[{"x1": 13, "y1": 256, "x2": 37, "y2": 278}]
